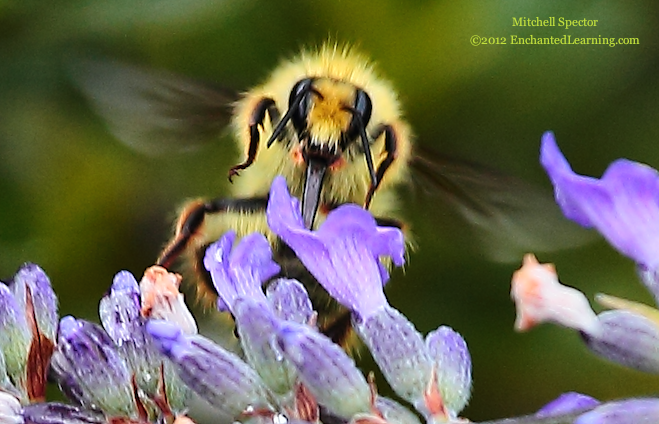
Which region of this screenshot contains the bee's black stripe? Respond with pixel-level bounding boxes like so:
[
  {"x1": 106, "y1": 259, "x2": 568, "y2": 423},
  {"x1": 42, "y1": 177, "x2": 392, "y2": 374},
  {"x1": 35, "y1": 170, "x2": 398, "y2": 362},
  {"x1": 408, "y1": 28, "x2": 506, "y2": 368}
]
[{"x1": 157, "y1": 197, "x2": 268, "y2": 268}]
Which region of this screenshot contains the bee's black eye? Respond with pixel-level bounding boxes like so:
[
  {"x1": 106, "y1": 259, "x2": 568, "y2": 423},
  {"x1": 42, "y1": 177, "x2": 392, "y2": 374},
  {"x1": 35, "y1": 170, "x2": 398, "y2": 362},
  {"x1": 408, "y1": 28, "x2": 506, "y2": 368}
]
[
  {"x1": 289, "y1": 78, "x2": 314, "y2": 135},
  {"x1": 347, "y1": 89, "x2": 372, "y2": 141}
]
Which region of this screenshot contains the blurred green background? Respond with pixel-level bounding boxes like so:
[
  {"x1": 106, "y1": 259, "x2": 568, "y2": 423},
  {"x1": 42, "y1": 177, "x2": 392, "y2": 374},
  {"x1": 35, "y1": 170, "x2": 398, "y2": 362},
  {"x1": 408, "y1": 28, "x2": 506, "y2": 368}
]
[{"x1": 2, "y1": 0, "x2": 659, "y2": 421}]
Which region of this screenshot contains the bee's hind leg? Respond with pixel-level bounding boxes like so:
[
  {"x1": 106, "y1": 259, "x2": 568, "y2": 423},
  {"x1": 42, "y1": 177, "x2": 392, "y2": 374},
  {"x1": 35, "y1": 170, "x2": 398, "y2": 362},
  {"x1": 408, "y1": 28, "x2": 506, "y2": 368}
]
[{"x1": 156, "y1": 197, "x2": 268, "y2": 268}]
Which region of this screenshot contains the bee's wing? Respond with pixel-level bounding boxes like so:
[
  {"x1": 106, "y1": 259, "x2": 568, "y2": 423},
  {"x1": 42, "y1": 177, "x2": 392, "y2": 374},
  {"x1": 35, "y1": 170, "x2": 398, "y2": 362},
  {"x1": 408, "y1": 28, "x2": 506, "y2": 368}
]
[
  {"x1": 408, "y1": 144, "x2": 596, "y2": 262},
  {"x1": 70, "y1": 58, "x2": 239, "y2": 155}
]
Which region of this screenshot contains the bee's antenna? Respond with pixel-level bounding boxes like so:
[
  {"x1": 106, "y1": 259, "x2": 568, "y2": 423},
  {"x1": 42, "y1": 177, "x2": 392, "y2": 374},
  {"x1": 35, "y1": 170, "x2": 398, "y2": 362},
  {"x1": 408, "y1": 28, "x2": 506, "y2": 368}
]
[
  {"x1": 266, "y1": 82, "x2": 314, "y2": 148},
  {"x1": 344, "y1": 108, "x2": 378, "y2": 192},
  {"x1": 357, "y1": 115, "x2": 377, "y2": 189}
]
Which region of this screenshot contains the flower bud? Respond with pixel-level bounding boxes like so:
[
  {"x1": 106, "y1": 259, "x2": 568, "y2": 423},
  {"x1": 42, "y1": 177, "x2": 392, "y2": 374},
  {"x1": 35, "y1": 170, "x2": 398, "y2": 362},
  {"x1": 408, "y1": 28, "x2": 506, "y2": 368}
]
[{"x1": 277, "y1": 321, "x2": 371, "y2": 419}]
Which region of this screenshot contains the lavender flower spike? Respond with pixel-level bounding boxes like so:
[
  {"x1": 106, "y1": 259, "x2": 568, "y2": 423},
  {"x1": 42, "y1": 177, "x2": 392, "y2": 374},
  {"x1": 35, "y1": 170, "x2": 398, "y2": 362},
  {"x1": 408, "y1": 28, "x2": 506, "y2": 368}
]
[
  {"x1": 100, "y1": 269, "x2": 191, "y2": 412},
  {"x1": 541, "y1": 131, "x2": 659, "y2": 270},
  {"x1": 203, "y1": 231, "x2": 280, "y2": 313},
  {"x1": 267, "y1": 176, "x2": 405, "y2": 319}
]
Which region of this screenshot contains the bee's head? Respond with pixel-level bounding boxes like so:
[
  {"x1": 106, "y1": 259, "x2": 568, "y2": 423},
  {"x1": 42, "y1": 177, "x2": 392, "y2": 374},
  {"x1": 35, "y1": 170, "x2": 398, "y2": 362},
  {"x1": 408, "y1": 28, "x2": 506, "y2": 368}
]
[{"x1": 267, "y1": 77, "x2": 376, "y2": 229}]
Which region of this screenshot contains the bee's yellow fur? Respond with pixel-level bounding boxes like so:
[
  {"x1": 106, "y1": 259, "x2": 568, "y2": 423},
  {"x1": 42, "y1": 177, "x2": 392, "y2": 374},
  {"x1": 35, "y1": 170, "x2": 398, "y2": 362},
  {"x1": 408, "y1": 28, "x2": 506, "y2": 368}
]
[{"x1": 192, "y1": 44, "x2": 412, "y2": 245}]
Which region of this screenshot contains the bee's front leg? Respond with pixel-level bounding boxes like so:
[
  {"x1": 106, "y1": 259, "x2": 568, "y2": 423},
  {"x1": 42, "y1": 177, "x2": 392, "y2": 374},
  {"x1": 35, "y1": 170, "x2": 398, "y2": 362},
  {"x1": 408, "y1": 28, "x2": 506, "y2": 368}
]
[{"x1": 228, "y1": 97, "x2": 280, "y2": 181}]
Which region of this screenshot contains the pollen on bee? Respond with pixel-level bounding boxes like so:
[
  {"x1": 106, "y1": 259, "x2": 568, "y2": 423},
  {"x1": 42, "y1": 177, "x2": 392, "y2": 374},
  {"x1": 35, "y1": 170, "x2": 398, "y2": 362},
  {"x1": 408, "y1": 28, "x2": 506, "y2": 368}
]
[
  {"x1": 292, "y1": 148, "x2": 304, "y2": 164},
  {"x1": 329, "y1": 156, "x2": 346, "y2": 170}
]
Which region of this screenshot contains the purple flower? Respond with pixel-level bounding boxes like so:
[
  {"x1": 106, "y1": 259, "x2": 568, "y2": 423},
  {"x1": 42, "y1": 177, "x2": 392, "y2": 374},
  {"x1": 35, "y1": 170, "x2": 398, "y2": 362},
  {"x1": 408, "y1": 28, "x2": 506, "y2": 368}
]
[
  {"x1": 0, "y1": 282, "x2": 31, "y2": 396},
  {"x1": 266, "y1": 176, "x2": 405, "y2": 319},
  {"x1": 0, "y1": 264, "x2": 58, "y2": 404},
  {"x1": 99, "y1": 270, "x2": 191, "y2": 411},
  {"x1": 575, "y1": 398, "x2": 659, "y2": 424},
  {"x1": 232, "y1": 298, "x2": 298, "y2": 395},
  {"x1": 266, "y1": 176, "x2": 471, "y2": 420},
  {"x1": 50, "y1": 316, "x2": 136, "y2": 417},
  {"x1": 581, "y1": 307, "x2": 659, "y2": 374},
  {"x1": 276, "y1": 321, "x2": 371, "y2": 419},
  {"x1": 355, "y1": 306, "x2": 473, "y2": 421},
  {"x1": 536, "y1": 392, "x2": 599, "y2": 417},
  {"x1": 21, "y1": 402, "x2": 107, "y2": 424},
  {"x1": 266, "y1": 278, "x2": 314, "y2": 325},
  {"x1": 11, "y1": 264, "x2": 58, "y2": 344},
  {"x1": 147, "y1": 320, "x2": 273, "y2": 420},
  {"x1": 541, "y1": 131, "x2": 659, "y2": 270},
  {"x1": 203, "y1": 231, "x2": 280, "y2": 313},
  {"x1": 48, "y1": 268, "x2": 196, "y2": 422},
  {"x1": 425, "y1": 326, "x2": 472, "y2": 415},
  {"x1": 356, "y1": 306, "x2": 431, "y2": 410}
]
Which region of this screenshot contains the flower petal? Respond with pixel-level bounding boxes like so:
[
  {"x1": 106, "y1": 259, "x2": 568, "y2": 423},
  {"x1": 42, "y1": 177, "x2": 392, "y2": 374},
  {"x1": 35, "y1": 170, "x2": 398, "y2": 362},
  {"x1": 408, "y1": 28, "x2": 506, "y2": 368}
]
[
  {"x1": 511, "y1": 254, "x2": 600, "y2": 334},
  {"x1": 541, "y1": 132, "x2": 659, "y2": 269},
  {"x1": 267, "y1": 176, "x2": 403, "y2": 319},
  {"x1": 203, "y1": 232, "x2": 279, "y2": 314},
  {"x1": 139, "y1": 266, "x2": 197, "y2": 335}
]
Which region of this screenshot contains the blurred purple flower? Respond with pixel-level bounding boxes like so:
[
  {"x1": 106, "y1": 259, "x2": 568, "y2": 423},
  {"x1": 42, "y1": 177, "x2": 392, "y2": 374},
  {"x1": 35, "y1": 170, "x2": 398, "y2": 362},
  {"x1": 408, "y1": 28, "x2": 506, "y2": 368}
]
[
  {"x1": 541, "y1": 131, "x2": 659, "y2": 270},
  {"x1": 536, "y1": 392, "x2": 599, "y2": 418},
  {"x1": 575, "y1": 398, "x2": 659, "y2": 424}
]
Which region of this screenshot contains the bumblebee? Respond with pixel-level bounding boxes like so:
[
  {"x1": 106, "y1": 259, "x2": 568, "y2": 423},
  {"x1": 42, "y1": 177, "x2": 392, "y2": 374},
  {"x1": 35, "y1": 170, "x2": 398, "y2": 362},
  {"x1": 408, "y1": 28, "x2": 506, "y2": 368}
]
[{"x1": 73, "y1": 43, "x2": 591, "y2": 345}]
